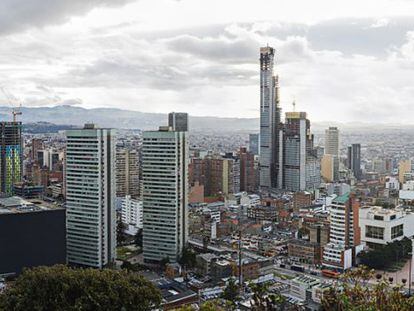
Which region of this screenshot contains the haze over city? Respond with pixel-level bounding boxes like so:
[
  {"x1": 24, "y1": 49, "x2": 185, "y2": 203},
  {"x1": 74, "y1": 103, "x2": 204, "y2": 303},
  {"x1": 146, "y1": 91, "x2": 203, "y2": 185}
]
[{"x1": 1, "y1": 0, "x2": 414, "y2": 122}]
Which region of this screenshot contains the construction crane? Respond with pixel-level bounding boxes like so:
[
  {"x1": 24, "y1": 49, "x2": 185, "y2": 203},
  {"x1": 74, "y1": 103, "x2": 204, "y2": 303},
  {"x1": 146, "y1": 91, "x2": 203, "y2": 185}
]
[{"x1": 0, "y1": 87, "x2": 22, "y2": 122}]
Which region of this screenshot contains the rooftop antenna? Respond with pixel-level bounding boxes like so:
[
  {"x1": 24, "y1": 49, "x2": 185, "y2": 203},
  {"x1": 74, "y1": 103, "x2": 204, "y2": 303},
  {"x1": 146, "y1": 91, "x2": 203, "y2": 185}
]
[{"x1": 292, "y1": 99, "x2": 296, "y2": 112}]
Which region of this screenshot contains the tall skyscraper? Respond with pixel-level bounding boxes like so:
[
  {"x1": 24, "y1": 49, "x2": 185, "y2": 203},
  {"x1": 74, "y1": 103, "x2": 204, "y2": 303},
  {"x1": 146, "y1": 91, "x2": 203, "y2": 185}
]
[
  {"x1": 168, "y1": 112, "x2": 189, "y2": 132},
  {"x1": 347, "y1": 144, "x2": 362, "y2": 180},
  {"x1": 323, "y1": 193, "x2": 361, "y2": 270},
  {"x1": 324, "y1": 127, "x2": 340, "y2": 156},
  {"x1": 65, "y1": 124, "x2": 116, "y2": 268},
  {"x1": 0, "y1": 122, "x2": 22, "y2": 196},
  {"x1": 116, "y1": 148, "x2": 140, "y2": 199},
  {"x1": 142, "y1": 124, "x2": 188, "y2": 263},
  {"x1": 259, "y1": 46, "x2": 280, "y2": 191},
  {"x1": 278, "y1": 112, "x2": 320, "y2": 192}
]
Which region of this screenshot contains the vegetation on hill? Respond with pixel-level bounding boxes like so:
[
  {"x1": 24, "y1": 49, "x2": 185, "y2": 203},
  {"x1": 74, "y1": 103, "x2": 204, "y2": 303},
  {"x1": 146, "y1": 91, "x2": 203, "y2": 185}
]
[
  {"x1": 358, "y1": 237, "x2": 412, "y2": 270},
  {"x1": 0, "y1": 265, "x2": 161, "y2": 311}
]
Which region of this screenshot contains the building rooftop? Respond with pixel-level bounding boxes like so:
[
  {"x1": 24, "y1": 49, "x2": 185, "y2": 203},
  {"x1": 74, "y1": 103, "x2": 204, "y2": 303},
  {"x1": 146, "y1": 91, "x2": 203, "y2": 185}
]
[
  {"x1": 0, "y1": 196, "x2": 61, "y2": 214},
  {"x1": 332, "y1": 192, "x2": 350, "y2": 204},
  {"x1": 291, "y1": 275, "x2": 320, "y2": 286}
]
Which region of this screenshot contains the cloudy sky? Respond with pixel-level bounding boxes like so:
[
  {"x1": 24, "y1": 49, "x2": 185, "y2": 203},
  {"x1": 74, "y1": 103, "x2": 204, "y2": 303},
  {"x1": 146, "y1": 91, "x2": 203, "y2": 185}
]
[{"x1": 1, "y1": 0, "x2": 414, "y2": 123}]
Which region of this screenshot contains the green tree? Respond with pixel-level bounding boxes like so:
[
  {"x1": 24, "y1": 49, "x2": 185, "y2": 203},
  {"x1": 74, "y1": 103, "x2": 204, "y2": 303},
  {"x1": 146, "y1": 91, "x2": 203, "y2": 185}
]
[
  {"x1": 135, "y1": 228, "x2": 143, "y2": 248},
  {"x1": 250, "y1": 282, "x2": 292, "y2": 310},
  {"x1": 322, "y1": 265, "x2": 414, "y2": 311},
  {"x1": 0, "y1": 265, "x2": 161, "y2": 311},
  {"x1": 117, "y1": 220, "x2": 127, "y2": 245},
  {"x1": 358, "y1": 237, "x2": 412, "y2": 270},
  {"x1": 160, "y1": 256, "x2": 170, "y2": 269},
  {"x1": 172, "y1": 300, "x2": 225, "y2": 311},
  {"x1": 221, "y1": 278, "x2": 240, "y2": 306},
  {"x1": 178, "y1": 246, "x2": 196, "y2": 269},
  {"x1": 200, "y1": 300, "x2": 225, "y2": 311}
]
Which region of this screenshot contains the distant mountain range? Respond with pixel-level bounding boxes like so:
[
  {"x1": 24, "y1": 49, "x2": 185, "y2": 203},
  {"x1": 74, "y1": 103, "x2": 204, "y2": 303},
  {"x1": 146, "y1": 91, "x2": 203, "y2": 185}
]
[
  {"x1": 0, "y1": 105, "x2": 258, "y2": 132},
  {"x1": 0, "y1": 105, "x2": 413, "y2": 133}
]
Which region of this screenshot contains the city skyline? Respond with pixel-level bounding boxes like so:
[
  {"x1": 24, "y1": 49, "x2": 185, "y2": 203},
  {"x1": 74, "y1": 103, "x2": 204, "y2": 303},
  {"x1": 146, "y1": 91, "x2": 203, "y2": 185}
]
[{"x1": 1, "y1": 0, "x2": 414, "y2": 123}]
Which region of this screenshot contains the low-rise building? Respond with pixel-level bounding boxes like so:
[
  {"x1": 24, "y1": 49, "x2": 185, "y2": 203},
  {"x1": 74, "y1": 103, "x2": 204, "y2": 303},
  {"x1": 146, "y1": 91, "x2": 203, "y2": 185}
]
[
  {"x1": 232, "y1": 258, "x2": 260, "y2": 281},
  {"x1": 288, "y1": 239, "x2": 321, "y2": 264},
  {"x1": 154, "y1": 278, "x2": 198, "y2": 310},
  {"x1": 121, "y1": 195, "x2": 143, "y2": 235},
  {"x1": 293, "y1": 191, "x2": 312, "y2": 213},
  {"x1": 311, "y1": 282, "x2": 332, "y2": 304},
  {"x1": 359, "y1": 206, "x2": 414, "y2": 248},
  {"x1": 247, "y1": 204, "x2": 277, "y2": 222},
  {"x1": 195, "y1": 253, "x2": 219, "y2": 275},
  {"x1": 0, "y1": 196, "x2": 66, "y2": 275},
  {"x1": 210, "y1": 259, "x2": 232, "y2": 282},
  {"x1": 290, "y1": 275, "x2": 320, "y2": 301}
]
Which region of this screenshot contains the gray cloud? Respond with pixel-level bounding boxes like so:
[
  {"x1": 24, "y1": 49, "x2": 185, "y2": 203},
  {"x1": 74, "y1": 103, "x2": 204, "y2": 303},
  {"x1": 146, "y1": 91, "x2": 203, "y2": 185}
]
[
  {"x1": 1, "y1": 13, "x2": 414, "y2": 122},
  {"x1": 0, "y1": 0, "x2": 134, "y2": 35}
]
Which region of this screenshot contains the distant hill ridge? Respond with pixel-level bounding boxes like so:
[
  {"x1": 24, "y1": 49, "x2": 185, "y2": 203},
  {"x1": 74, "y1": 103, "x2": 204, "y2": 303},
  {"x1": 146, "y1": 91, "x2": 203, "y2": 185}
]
[
  {"x1": 0, "y1": 105, "x2": 257, "y2": 132},
  {"x1": 1, "y1": 105, "x2": 412, "y2": 132}
]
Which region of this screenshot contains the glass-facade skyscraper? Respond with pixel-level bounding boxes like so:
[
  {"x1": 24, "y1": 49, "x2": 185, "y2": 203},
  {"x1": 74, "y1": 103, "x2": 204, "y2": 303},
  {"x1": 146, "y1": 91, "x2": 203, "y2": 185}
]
[
  {"x1": 0, "y1": 122, "x2": 22, "y2": 196},
  {"x1": 259, "y1": 46, "x2": 280, "y2": 192}
]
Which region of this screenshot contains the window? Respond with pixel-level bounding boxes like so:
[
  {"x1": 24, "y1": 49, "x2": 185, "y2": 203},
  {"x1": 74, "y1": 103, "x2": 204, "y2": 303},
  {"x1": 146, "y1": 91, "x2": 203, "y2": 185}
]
[
  {"x1": 366, "y1": 226, "x2": 384, "y2": 240},
  {"x1": 391, "y1": 224, "x2": 404, "y2": 239},
  {"x1": 390, "y1": 215, "x2": 396, "y2": 220},
  {"x1": 374, "y1": 215, "x2": 384, "y2": 221}
]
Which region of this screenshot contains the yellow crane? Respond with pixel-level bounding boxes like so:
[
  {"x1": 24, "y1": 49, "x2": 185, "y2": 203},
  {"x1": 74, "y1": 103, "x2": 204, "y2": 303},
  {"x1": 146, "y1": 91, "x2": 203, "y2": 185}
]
[{"x1": 0, "y1": 87, "x2": 22, "y2": 122}]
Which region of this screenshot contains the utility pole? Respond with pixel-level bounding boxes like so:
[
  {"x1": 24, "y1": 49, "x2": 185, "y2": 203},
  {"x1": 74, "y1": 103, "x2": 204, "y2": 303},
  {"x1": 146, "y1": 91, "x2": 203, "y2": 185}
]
[{"x1": 238, "y1": 228, "x2": 243, "y2": 294}]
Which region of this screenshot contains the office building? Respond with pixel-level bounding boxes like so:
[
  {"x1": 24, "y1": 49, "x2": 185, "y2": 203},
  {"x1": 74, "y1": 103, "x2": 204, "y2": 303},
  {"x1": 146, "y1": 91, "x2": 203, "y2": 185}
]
[
  {"x1": 288, "y1": 240, "x2": 321, "y2": 264},
  {"x1": 37, "y1": 149, "x2": 63, "y2": 171},
  {"x1": 168, "y1": 112, "x2": 189, "y2": 132},
  {"x1": 12, "y1": 182, "x2": 44, "y2": 198},
  {"x1": 290, "y1": 275, "x2": 320, "y2": 301},
  {"x1": 116, "y1": 148, "x2": 140, "y2": 199},
  {"x1": 323, "y1": 193, "x2": 362, "y2": 270},
  {"x1": 293, "y1": 191, "x2": 312, "y2": 213},
  {"x1": 239, "y1": 147, "x2": 257, "y2": 193},
  {"x1": 249, "y1": 134, "x2": 259, "y2": 155},
  {"x1": 278, "y1": 112, "x2": 320, "y2": 191},
  {"x1": 31, "y1": 138, "x2": 43, "y2": 162},
  {"x1": 223, "y1": 152, "x2": 240, "y2": 194},
  {"x1": 121, "y1": 195, "x2": 143, "y2": 235},
  {"x1": 142, "y1": 125, "x2": 188, "y2": 263},
  {"x1": 347, "y1": 144, "x2": 362, "y2": 180},
  {"x1": 65, "y1": 124, "x2": 116, "y2": 268},
  {"x1": 324, "y1": 127, "x2": 339, "y2": 156},
  {"x1": 398, "y1": 159, "x2": 412, "y2": 184},
  {"x1": 0, "y1": 197, "x2": 66, "y2": 275},
  {"x1": 189, "y1": 155, "x2": 238, "y2": 198},
  {"x1": 359, "y1": 206, "x2": 414, "y2": 248},
  {"x1": 259, "y1": 46, "x2": 281, "y2": 191},
  {"x1": 321, "y1": 154, "x2": 339, "y2": 182},
  {"x1": 0, "y1": 122, "x2": 22, "y2": 196}
]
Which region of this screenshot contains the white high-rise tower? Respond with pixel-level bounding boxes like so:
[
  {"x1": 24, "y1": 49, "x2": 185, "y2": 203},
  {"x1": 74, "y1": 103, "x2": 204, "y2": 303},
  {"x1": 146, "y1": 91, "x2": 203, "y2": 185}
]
[
  {"x1": 142, "y1": 121, "x2": 189, "y2": 263},
  {"x1": 325, "y1": 127, "x2": 340, "y2": 156},
  {"x1": 65, "y1": 124, "x2": 116, "y2": 268}
]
